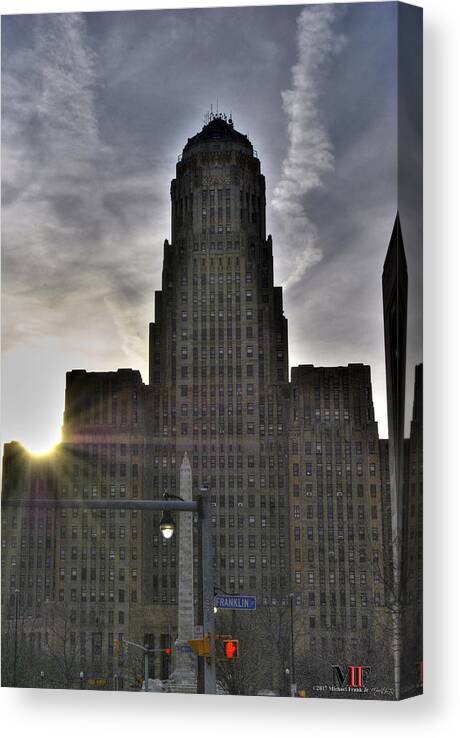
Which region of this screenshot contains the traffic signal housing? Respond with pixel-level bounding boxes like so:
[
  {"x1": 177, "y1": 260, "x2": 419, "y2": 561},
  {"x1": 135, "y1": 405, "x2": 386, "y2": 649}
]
[
  {"x1": 223, "y1": 639, "x2": 239, "y2": 661},
  {"x1": 188, "y1": 636, "x2": 211, "y2": 657}
]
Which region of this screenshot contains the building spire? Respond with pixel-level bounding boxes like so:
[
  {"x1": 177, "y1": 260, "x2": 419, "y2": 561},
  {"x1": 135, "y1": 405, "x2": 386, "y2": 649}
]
[{"x1": 202, "y1": 106, "x2": 232, "y2": 127}]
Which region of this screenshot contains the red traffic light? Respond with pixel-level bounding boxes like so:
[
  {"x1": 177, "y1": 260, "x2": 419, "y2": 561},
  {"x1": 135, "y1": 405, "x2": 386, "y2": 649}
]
[
  {"x1": 164, "y1": 647, "x2": 171, "y2": 655},
  {"x1": 224, "y1": 640, "x2": 238, "y2": 660}
]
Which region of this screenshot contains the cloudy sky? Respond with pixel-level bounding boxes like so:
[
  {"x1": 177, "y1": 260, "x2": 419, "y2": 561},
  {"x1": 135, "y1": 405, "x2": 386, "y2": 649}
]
[{"x1": 1, "y1": 1, "x2": 422, "y2": 452}]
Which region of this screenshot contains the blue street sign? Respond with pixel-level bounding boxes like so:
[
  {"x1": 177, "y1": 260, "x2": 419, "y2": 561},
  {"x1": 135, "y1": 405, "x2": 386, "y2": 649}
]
[
  {"x1": 179, "y1": 645, "x2": 192, "y2": 653},
  {"x1": 214, "y1": 595, "x2": 257, "y2": 611}
]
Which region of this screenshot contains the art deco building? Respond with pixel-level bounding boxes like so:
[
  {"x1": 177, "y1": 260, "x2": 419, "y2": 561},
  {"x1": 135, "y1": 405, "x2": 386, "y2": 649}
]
[
  {"x1": 2, "y1": 115, "x2": 394, "y2": 694},
  {"x1": 146, "y1": 114, "x2": 290, "y2": 606},
  {"x1": 2, "y1": 116, "x2": 291, "y2": 689}
]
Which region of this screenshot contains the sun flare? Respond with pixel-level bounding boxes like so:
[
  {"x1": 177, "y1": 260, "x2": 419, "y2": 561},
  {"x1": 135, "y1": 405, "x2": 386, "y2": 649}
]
[{"x1": 24, "y1": 441, "x2": 60, "y2": 458}]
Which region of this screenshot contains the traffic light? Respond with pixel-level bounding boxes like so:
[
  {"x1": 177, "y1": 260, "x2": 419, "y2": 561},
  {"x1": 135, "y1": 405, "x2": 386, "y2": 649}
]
[
  {"x1": 223, "y1": 639, "x2": 239, "y2": 660},
  {"x1": 188, "y1": 636, "x2": 211, "y2": 657},
  {"x1": 164, "y1": 647, "x2": 171, "y2": 656}
]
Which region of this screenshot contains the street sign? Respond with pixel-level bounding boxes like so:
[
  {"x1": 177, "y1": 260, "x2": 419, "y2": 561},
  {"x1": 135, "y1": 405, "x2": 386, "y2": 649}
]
[
  {"x1": 214, "y1": 595, "x2": 256, "y2": 611},
  {"x1": 179, "y1": 645, "x2": 192, "y2": 653},
  {"x1": 194, "y1": 625, "x2": 204, "y2": 638}
]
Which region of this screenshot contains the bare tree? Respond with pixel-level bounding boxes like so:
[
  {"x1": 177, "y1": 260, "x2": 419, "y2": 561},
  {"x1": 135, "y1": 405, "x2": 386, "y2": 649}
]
[
  {"x1": 41, "y1": 602, "x2": 80, "y2": 688},
  {"x1": 1, "y1": 610, "x2": 43, "y2": 688},
  {"x1": 215, "y1": 603, "x2": 293, "y2": 696},
  {"x1": 371, "y1": 532, "x2": 422, "y2": 699}
]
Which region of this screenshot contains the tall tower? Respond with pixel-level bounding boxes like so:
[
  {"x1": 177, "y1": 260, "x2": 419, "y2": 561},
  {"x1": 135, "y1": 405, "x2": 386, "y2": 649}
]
[
  {"x1": 147, "y1": 114, "x2": 290, "y2": 605},
  {"x1": 382, "y1": 212, "x2": 408, "y2": 700}
]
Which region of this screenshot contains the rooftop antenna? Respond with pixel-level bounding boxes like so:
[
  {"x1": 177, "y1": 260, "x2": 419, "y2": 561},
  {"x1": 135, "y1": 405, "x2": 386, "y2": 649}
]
[{"x1": 216, "y1": 97, "x2": 219, "y2": 115}]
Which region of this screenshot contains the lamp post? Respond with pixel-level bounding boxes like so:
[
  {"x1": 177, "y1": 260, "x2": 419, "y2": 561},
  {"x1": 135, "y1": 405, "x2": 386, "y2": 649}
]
[
  {"x1": 284, "y1": 667, "x2": 290, "y2": 697},
  {"x1": 289, "y1": 593, "x2": 296, "y2": 697},
  {"x1": 79, "y1": 670, "x2": 84, "y2": 690},
  {"x1": 144, "y1": 646, "x2": 150, "y2": 693},
  {"x1": 197, "y1": 486, "x2": 215, "y2": 695},
  {"x1": 13, "y1": 588, "x2": 20, "y2": 688},
  {"x1": 40, "y1": 670, "x2": 45, "y2": 688}
]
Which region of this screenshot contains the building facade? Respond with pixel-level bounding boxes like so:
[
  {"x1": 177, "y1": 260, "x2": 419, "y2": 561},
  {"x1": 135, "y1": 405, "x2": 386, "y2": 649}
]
[
  {"x1": 2, "y1": 116, "x2": 406, "y2": 695},
  {"x1": 147, "y1": 114, "x2": 290, "y2": 604},
  {"x1": 287, "y1": 364, "x2": 387, "y2": 688}
]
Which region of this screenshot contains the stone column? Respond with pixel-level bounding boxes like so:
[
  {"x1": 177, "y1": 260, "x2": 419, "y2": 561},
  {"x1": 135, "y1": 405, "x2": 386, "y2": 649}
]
[{"x1": 168, "y1": 452, "x2": 196, "y2": 690}]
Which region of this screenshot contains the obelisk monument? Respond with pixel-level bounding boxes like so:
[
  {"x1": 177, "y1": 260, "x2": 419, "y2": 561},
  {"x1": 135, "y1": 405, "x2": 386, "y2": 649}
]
[{"x1": 168, "y1": 452, "x2": 196, "y2": 690}]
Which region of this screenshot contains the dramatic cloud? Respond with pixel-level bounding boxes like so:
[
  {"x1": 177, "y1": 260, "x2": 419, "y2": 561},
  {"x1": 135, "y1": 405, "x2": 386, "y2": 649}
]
[
  {"x1": 2, "y1": 14, "x2": 165, "y2": 369},
  {"x1": 272, "y1": 5, "x2": 345, "y2": 288},
  {"x1": 2, "y1": 13, "x2": 168, "y2": 449},
  {"x1": 1, "y1": 5, "x2": 422, "y2": 450}
]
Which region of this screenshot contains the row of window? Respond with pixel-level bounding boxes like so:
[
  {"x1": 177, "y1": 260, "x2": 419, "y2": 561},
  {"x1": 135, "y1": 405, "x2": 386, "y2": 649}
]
[
  {"x1": 192, "y1": 239, "x2": 239, "y2": 250},
  {"x1": 300, "y1": 462, "x2": 377, "y2": 476},
  {"x1": 174, "y1": 421, "x2": 285, "y2": 436},
  {"x1": 181, "y1": 269, "x2": 255, "y2": 285},
  {"x1": 294, "y1": 440, "x2": 377, "y2": 455},
  {"x1": 179, "y1": 302, "x2": 255, "y2": 321},
  {"x1": 294, "y1": 526, "x2": 380, "y2": 543},
  {"x1": 56, "y1": 546, "x2": 138, "y2": 562},
  {"x1": 293, "y1": 483, "x2": 378, "y2": 498},
  {"x1": 307, "y1": 614, "x2": 370, "y2": 630},
  {"x1": 292, "y1": 503, "x2": 379, "y2": 520},
  {"x1": 177, "y1": 345, "x2": 259, "y2": 360}
]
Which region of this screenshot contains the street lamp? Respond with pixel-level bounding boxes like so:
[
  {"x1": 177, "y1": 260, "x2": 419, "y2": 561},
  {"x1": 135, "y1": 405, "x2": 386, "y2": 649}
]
[
  {"x1": 289, "y1": 593, "x2": 296, "y2": 697},
  {"x1": 13, "y1": 588, "x2": 20, "y2": 688},
  {"x1": 159, "y1": 509, "x2": 175, "y2": 539},
  {"x1": 79, "y1": 671, "x2": 85, "y2": 690},
  {"x1": 285, "y1": 667, "x2": 290, "y2": 697},
  {"x1": 40, "y1": 670, "x2": 45, "y2": 688},
  {"x1": 160, "y1": 493, "x2": 185, "y2": 539}
]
